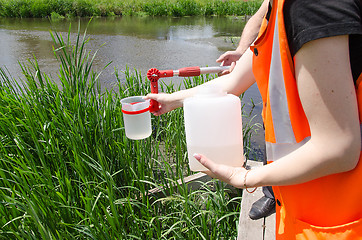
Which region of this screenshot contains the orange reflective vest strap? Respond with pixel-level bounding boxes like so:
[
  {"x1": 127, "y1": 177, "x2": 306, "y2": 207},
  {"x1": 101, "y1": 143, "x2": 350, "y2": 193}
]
[
  {"x1": 251, "y1": 0, "x2": 310, "y2": 147},
  {"x1": 251, "y1": 6, "x2": 275, "y2": 143},
  {"x1": 257, "y1": 12, "x2": 269, "y2": 39},
  {"x1": 252, "y1": 0, "x2": 362, "y2": 239},
  {"x1": 356, "y1": 73, "x2": 362, "y2": 123}
]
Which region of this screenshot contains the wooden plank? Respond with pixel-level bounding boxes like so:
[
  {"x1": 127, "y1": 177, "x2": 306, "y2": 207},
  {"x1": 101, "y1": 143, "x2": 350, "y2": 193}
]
[
  {"x1": 237, "y1": 182, "x2": 265, "y2": 240},
  {"x1": 264, "y1": 210, "x2": 276, "y2": 240},
  {"x1": 237, "y1": 160, "x2": 276, "y2": 240},
  {"x1": 148, "y1": 160, "x2": 276, "y2": 239},
  {"x1": 148, "y1": 172, "x2": 240, "y2": 199},
  {"x1": 148, "y1": 172, "x2": 211, "y2": 197}
]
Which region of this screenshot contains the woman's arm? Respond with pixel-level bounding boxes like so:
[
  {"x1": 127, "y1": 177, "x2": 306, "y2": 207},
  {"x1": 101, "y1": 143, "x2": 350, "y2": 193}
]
[
  {"x1": 248, "y1": 35, "x2": 361, "y2": 187},
  {"x1": 216, "y1": 0, "x2": 269, "y2": 75},
  {"x1": 145, "y1": 49, "x2": 255, "y2": 116},
  {"x1": 197, "y1": 35, "x2": 361, "y2": 188}
]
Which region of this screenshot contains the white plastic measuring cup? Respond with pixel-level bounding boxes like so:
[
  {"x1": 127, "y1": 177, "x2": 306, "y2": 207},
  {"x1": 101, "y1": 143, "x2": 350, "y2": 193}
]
[{"x1": 121, "y1": 96, "x2": 152, "y2": 140}]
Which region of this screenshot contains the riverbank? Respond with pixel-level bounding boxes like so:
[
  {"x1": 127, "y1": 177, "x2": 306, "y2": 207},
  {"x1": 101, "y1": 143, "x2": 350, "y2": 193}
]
[
  {"x1": 0, "y1": 0, "x2": 262, "y2": 18},
  {"x1": 0, "y1": 24, "x2": 261, "y2": 239}
]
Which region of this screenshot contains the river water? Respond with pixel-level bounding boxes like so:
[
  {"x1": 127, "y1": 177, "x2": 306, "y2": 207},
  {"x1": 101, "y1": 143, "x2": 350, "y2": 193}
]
[{"x1": 0, "y1": 16, "x2": 265, "y2": 159}]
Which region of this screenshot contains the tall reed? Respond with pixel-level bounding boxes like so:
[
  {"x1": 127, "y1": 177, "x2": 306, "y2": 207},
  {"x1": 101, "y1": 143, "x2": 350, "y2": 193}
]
[{"x1": 0, "y1": 23, "x2": 260, "y2": 239}]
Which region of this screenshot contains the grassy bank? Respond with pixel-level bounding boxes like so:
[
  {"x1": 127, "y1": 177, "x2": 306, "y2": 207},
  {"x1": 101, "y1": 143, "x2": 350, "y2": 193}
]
[
  {"x1": 0, "y1": 24, "x2": 260, "y2": 239},
  {"x1": 0, "y1": 0, "x2": 262, "y2": 18}
]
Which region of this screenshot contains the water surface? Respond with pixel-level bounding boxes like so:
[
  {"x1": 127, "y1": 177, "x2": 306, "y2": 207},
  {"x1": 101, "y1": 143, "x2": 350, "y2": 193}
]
[{"x1": 0, "y1": 16, "x2": 265, "y2": 159}]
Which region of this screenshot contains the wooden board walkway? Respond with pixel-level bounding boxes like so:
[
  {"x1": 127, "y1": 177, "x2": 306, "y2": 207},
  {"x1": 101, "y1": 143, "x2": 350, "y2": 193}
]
[{"x1": 237, "y1": 160, "x2": 275, "y2": 240}]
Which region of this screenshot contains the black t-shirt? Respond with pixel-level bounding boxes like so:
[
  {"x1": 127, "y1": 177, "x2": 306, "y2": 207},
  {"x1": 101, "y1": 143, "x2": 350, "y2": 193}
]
[{"x1": 282, "y1": 0, "x2": 362, "y2": 82}]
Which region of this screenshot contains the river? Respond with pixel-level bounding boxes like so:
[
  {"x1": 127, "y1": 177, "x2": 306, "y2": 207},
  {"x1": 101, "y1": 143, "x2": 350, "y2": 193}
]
[{"x1": 0, "y1": 16, "x2": 265, "y2": 159}]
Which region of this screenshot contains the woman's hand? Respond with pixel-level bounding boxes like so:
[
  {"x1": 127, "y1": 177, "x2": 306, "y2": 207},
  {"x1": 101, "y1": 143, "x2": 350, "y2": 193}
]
[
  {"x1": 144, "y1": 92, "x2": 184, "y2": 116},
  {"x1": 216, "y1": 51, "x2": 241, "y2": 76},
  {"x1": 193, "y1": 153, "x2": 249, "y2": 189}
]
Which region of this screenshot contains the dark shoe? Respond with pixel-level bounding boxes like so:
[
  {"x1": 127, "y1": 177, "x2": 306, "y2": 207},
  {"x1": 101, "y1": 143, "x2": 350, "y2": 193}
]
[{"x1": 248, "y1": 196, "x2": 276, "y2": 220}]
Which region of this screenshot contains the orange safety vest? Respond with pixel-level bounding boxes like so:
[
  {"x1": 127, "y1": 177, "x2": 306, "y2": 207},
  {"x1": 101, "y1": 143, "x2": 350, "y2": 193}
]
[{"x1": 250, "y1": 0, "x2": 362, "y2": 239}]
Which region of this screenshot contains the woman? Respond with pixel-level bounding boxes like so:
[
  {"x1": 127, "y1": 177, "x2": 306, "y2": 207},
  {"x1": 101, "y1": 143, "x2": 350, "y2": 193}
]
[{"x1": 146, "y1": 0, "x2": 362, "y2": 238}]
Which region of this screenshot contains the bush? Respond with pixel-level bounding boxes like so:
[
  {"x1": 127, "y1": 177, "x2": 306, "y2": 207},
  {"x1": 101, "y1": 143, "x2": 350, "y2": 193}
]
[
  {"x1": 0, "y1": 0, "x2": 262, "y2": 18},
  {"x1": 172, "y1": 0, "x2": 201, "y2": 16},
  {"x1": 30, "y1": 1, "x2": 50, "y2": 17},
  {"x1": 143, "y1": 0, "x2": 170, "y2": 16}
]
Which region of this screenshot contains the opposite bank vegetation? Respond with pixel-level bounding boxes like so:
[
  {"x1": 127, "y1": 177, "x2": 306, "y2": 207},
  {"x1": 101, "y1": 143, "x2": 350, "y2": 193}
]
[{"x1": 0, "y1": 0, "x2": 262, "y2": 18}]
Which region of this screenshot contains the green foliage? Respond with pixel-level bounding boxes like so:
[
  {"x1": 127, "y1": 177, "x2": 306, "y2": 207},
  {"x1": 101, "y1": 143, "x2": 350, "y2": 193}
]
[
  {"x1": 171, "y1": 0, "x2": 201, "y2": 17},
  {"x1": 50, "y1": 11, "x2": 65, "y2": 20},
  {"x1": 0, "y1": 0, "x2": 262, "y2": 18},
  {"x1": 143, "y1": 0, "x2": 170, "y2": 16},
  {"x1": 0, "y1": 22, "x2": 261, "y2": 238}
]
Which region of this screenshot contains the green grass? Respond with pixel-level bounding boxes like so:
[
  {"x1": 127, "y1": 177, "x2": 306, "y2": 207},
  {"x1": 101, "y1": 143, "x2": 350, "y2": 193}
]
[
  {"x1": 0, "y1": 0, "x2": 262, "y2": 18},
  {"x1": 0, "y1": 22, "x2": 260, "y2": 239}
]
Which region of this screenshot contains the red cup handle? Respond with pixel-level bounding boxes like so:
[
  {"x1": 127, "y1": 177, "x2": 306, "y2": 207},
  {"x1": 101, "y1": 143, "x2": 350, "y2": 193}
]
[
  {"x1": 150, "y1": 79, "x2": 160, "y2": 112},
  {"x1": 149, "y1": 99, "x2": 159, "y2": 112}
]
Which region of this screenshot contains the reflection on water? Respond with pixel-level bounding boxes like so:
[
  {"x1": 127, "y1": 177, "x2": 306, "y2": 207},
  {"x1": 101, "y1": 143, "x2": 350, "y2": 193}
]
[
  {"x1": 0, "y1": 16, "x2": 247, "y2": 86},
  {"x1": 0, "y1": 16, "x2": 246, "y2": 38},
  {"x1": 0, "y1": 16, "x2": 265, "y2": 160}
]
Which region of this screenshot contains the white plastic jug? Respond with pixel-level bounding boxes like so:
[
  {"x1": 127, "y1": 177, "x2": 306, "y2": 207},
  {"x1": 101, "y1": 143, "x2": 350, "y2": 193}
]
[
  {"x1": 121, "y1": 96, "x2": 152, "y2": 140},
  {"x1": 183, "y1": 85, "x2": 244, "y2": 171}
]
